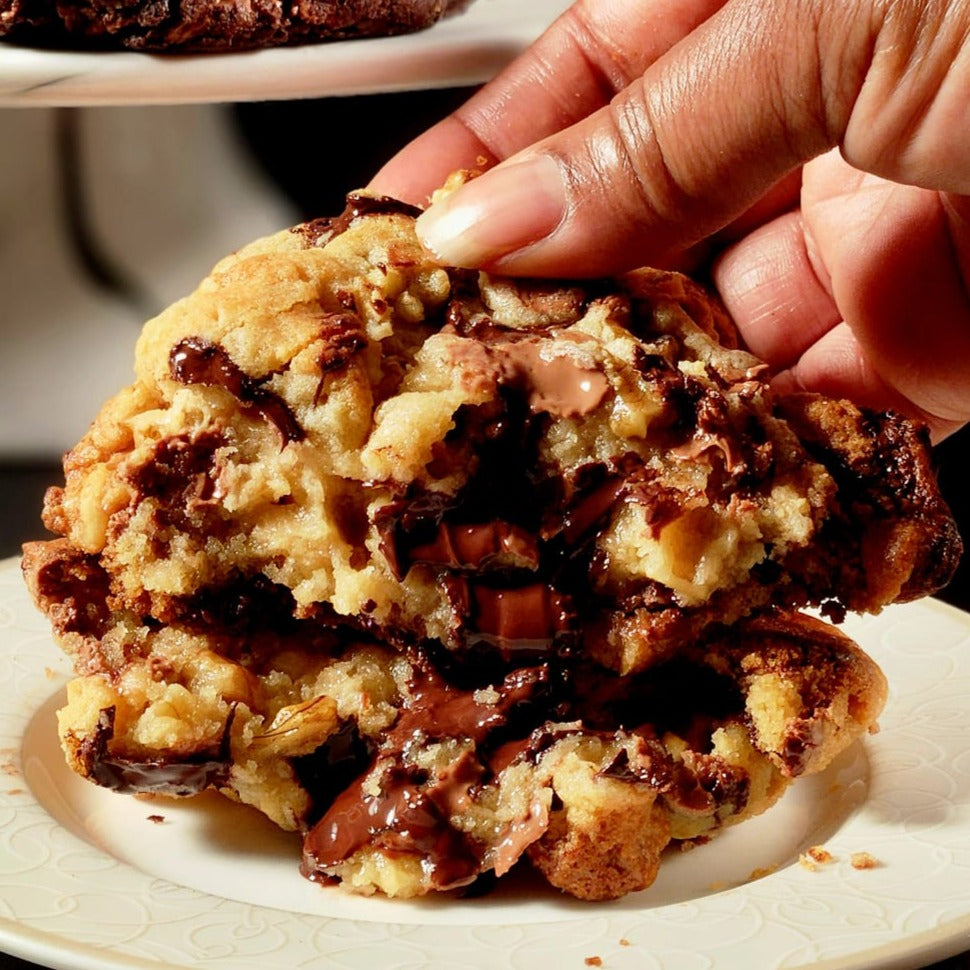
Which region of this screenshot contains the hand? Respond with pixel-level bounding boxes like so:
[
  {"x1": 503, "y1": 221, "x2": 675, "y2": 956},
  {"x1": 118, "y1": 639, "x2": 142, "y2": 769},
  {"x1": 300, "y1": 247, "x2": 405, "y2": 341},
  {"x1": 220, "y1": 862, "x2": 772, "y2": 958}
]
[{"x1": 370, "y1": 0, "x2": 970, "y2": 441}]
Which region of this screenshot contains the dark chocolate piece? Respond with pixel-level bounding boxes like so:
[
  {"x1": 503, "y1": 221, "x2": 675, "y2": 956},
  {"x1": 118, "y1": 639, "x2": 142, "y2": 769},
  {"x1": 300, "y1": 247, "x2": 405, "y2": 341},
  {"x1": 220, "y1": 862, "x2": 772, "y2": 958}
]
[
  {"x1": 169, "y1": 336, "x2": 305, "y2": 444},
  {"x1": 79, "y1": 707, "x2": 232, "y2": 797}
]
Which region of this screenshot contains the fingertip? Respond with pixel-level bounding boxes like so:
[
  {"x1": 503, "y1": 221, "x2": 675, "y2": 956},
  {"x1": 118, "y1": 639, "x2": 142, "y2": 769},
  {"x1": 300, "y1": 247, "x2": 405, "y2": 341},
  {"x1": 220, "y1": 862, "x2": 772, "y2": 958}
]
[{"x1": 414, "y1": 155, "x2": 567, "y2": 269}]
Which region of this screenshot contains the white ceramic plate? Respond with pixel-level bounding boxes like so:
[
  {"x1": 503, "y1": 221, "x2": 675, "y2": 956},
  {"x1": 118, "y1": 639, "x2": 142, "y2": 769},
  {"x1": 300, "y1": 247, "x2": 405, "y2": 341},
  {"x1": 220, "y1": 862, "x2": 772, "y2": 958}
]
[
  {"x1": 0, "y1": 0, "x2": 571, "y2": 106},
  {"x1": 2, "y1": 554, "x2": 970, "y2": 970}
]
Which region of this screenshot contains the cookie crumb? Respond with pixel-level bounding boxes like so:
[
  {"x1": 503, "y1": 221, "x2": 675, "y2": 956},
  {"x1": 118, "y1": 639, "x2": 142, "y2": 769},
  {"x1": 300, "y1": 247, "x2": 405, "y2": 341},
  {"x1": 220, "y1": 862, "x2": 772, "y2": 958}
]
[
  {"x1": 584, "y1": 959, "x2": 602, "y2": 967},
  {"x1": 619, "y1": 939, "x2": 631, "y2": 947},
  {"x1": 473, "y1": 687, "x2": 500, "y2": 705},
  {"x1": 147, "y1": 814, "x2": 166, "y2": 824},
  {"x1": 850, "y1": 851, "x2": 881, "y2": 870},
  {"x1": 749, "y1": 864, "x2": 777, "y2": 880},
  {"x1": 800, "y1": 844, "x2": 836, "y2": 870}
]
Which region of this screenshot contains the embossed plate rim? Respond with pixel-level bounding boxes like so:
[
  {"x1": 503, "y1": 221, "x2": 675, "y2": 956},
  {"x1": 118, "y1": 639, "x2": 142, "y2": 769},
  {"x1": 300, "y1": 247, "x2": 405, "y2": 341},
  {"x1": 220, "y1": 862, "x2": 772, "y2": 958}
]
[{"x1": 2, "y1": 555, "x2": 970, "y2": 970}]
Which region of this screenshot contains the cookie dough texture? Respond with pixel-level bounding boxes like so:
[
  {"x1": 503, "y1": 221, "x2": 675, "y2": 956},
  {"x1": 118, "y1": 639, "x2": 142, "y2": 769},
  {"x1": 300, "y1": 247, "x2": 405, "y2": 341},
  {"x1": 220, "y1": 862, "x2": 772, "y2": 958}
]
[
  {"x1": 21, "y1": 185, "x2": 958, "y2": 901},
  {"x1": 0, "y1": 0, "x2": 467, "y2": 51}
]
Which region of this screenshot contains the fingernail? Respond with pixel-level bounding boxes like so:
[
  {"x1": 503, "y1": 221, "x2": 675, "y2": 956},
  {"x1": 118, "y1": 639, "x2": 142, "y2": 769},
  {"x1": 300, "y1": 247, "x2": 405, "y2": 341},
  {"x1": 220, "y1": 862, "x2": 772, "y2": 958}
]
[{"x1": 415, "y1": 155, "x2": 565, "y2": 267}]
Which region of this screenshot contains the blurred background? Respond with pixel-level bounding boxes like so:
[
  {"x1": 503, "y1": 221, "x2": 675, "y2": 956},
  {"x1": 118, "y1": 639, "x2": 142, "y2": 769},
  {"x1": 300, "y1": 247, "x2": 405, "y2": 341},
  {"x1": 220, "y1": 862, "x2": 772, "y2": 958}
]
[
  {"x1": 1, "y1": 93, "x2": 967, "y2": 613},
  {"x1": 0, "y1": 90, "x2": 469, "y2": 550}
]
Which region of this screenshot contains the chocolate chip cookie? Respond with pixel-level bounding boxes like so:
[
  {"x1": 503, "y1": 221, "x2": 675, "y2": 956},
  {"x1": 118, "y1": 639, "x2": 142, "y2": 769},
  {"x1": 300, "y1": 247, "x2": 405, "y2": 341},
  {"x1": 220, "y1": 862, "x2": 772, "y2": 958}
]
[{"x1": 21, "y1": 178, "x2": 959, "y2": 899}]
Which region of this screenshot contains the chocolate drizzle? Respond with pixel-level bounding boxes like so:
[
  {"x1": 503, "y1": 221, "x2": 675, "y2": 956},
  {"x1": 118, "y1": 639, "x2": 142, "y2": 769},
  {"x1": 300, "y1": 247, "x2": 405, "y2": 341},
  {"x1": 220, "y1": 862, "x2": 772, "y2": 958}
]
[{"x1": 169, "y1": 337, "x2": 305, "y2": 444}]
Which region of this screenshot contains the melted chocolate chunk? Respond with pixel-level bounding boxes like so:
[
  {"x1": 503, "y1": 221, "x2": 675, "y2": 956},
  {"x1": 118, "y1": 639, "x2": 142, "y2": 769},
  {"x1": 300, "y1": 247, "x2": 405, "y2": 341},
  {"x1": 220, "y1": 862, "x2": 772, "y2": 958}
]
[
  {"x1": 293, "y1": 722, "x2": 377, "y2": 826},
  {"x1": 28, "y1": 541, "x2": 113, "y2": 641},
  {"x1": 309, "y1": 192, "x2": 425, "y2": 242},
  {"x1": 600, "y1": 745, "x2": 660, "y2": 784},
  {"x1": 373, "y1": 389, "x2": 581, "y2": 657},
  {"x1": 302, "y1": 652, "x2": 552, "y2": 889},
  {"x1": 510, "y1": 338, "x2": 609, "y2": 418},
  {"x1": 132, "y1": 431, "x2": 224, "y2": 501},
  {"x1": 560, "y1": 476, "x2": 625, "y2": 546},
  {"x1": 169, "y1": 337, "x2": 304, "y2": 444},
  {"x1": 689, "y1": 751, "x2": 750, "y2": 814},
  {"x1": 376, "y1": 491, "x2": 543, "y2": 582},
  {"x1": 291, "y1": 217, "x2": 335, "y2": 248},
  {"x1": 179, "y1": 573, "x2": 303, "y2": 639},
  {"x1": 571, "y1": 656, "x2": 744, "y2": 741},
  {"x1": 440, "y1": 324, "x2": 611, "y2": 420},
  {"x1": 302, "y1": 761, "x2": 484, "y2": 890},
  {"x1": 80, "y1": 707, "x2": 232, "y2": 797},
  {"x1": 394, "y1": 657, "x2": 549, "y2": 748},
  {"x1": 616, "y1": 466, "x2": 689, "y2": 540},
  {"x1": 598, "y1": 742, "x2": 717, "y2": 816},
  {"x1": 345, "y1": 191, "x2": 423, "y2": 221},
  {"x1": 314, "y1": 312, "x2": 368, "y2": 402},
  {"x1": 410, "y1": 521, "x2": 539, "y2": 572},
  {"x1": 463, "y1": 581, "x2": 576, "y2": 656},
  {"x1": 330, "y1": 489, "x2": 371, "y2": 555},
  {"x1": 127, "y1": 431, "x2": 227, "y2": 542}
]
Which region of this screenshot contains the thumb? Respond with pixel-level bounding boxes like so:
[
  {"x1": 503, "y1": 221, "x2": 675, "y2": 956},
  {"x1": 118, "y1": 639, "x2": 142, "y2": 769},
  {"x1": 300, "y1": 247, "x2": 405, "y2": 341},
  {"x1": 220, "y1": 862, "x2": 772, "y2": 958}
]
[{"x1": 415, "y1": 0, "x2": 970, "y2": 277}]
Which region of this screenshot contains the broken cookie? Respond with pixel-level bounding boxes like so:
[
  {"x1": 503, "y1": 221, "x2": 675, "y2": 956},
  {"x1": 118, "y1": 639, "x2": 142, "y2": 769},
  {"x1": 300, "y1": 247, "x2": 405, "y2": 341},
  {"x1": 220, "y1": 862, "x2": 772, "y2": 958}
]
[{"x1": 21, "y1": 182, "x2": 959, "y2": 900}]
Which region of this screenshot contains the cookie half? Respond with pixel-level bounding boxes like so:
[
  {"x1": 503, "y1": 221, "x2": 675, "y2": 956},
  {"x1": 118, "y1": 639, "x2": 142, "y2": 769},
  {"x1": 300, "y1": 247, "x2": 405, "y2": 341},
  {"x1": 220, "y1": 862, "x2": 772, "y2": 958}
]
[
  {"x1": 45, "y1": 600, "x2": 886, "y2": 900},
  {"x1": 22, "y1": 188, "x2": 959, "y2": 676}
]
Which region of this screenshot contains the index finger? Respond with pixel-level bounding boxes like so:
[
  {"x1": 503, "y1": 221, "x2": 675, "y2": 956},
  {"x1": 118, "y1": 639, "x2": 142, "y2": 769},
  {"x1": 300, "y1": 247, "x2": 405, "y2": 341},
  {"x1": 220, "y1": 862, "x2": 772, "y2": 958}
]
[{"x1": 369, "y1": 0, "x2": 729, "y2": 204}]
